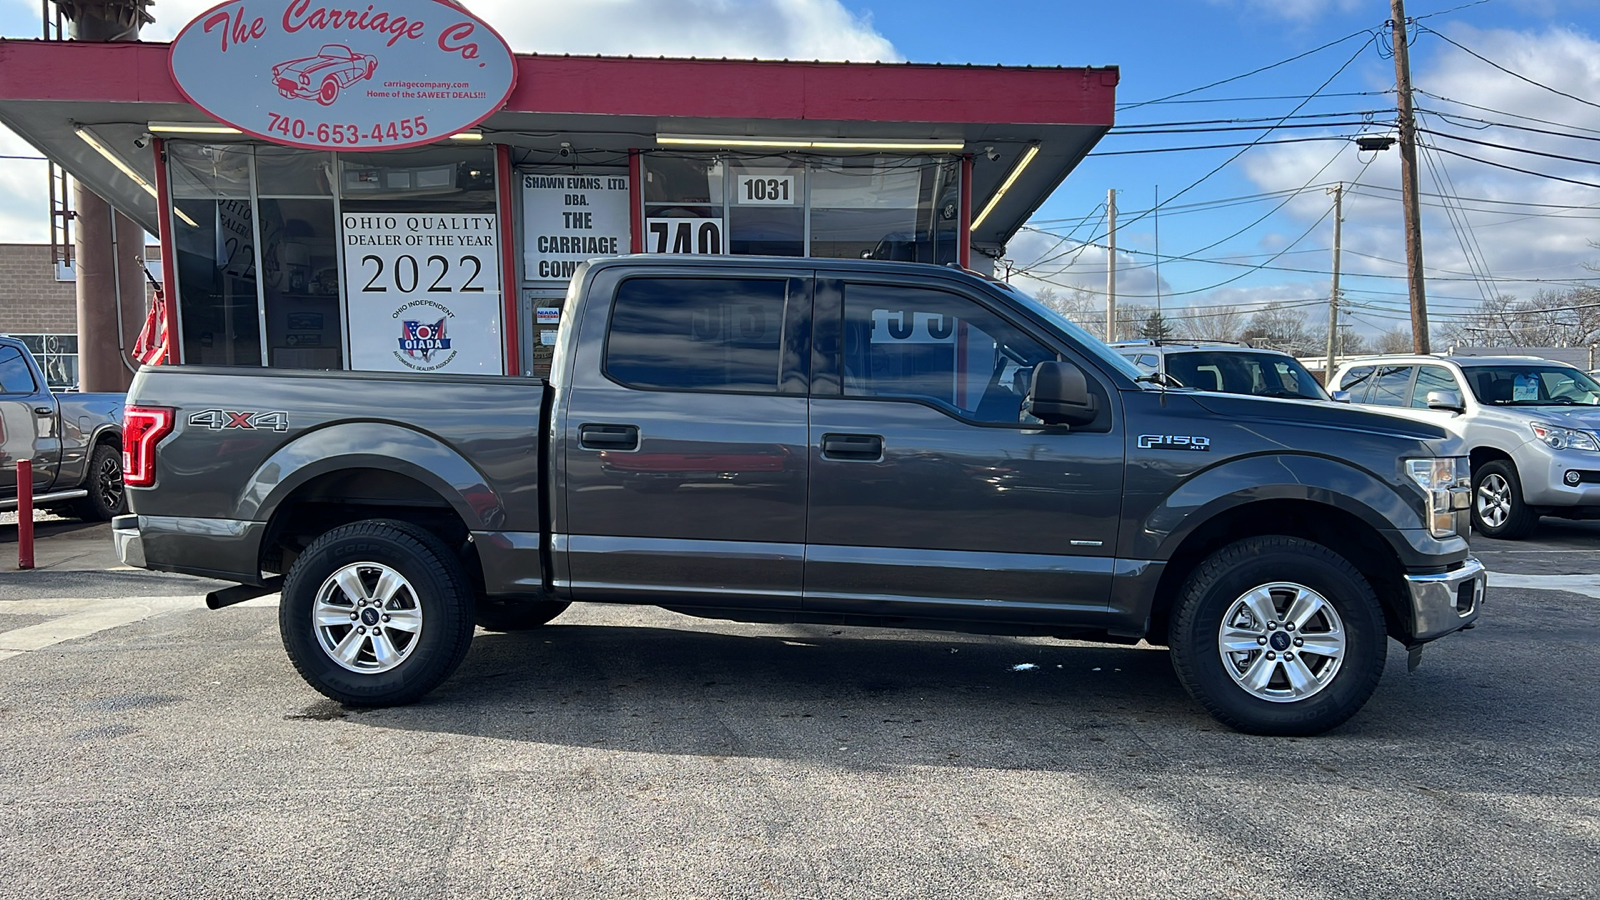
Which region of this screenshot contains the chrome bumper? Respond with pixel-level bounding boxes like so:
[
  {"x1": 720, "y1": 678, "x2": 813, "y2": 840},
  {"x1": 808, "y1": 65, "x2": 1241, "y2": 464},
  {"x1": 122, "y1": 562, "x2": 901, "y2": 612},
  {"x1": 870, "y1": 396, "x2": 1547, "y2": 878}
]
[
  {"x1": 1405, "y1": 556, "x2": 1485, "y2": 642},
  {"x1": 112, "y1": 514, "x2": 146, "y2": 568}
]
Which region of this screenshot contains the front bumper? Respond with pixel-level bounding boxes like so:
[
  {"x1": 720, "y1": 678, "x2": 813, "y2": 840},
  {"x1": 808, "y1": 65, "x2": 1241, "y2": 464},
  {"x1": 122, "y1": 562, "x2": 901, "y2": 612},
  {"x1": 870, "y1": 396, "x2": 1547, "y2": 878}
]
[{"x1": 1404, "y1": 556, "x2": 1486, "y2": 642}]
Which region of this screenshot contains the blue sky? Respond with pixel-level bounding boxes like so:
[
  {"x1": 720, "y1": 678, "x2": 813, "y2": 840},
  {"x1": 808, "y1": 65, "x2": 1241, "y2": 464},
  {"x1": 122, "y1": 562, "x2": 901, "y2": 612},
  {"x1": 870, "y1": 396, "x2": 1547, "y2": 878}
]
[{"x1": 2, "y1": 0, "x2": 1597, "y2": 341}]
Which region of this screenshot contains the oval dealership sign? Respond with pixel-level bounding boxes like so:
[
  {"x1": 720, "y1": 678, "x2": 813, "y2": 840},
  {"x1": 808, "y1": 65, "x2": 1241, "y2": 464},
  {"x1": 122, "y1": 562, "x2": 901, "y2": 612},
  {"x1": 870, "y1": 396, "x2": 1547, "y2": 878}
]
[{"x1": 170, "y1": 0, "x2": 516, "y2": 151}]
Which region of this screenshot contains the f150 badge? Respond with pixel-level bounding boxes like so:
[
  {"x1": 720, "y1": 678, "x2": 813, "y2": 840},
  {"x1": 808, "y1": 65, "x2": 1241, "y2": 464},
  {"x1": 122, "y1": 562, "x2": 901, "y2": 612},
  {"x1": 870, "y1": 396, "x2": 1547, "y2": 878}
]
[
  {"x1": 188, "y1": 409, "x2": 290, "y2": 432},
  {"x1": 1138, "y1": 434, "x2": 1211, "y2": 452}
]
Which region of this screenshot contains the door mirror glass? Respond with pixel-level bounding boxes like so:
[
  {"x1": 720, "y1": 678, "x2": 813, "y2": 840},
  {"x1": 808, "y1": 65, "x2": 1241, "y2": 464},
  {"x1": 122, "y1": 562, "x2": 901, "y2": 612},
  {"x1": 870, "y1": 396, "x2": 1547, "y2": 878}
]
[
  {"x1": 1426, "y1": 389, "x2": 1465, "y2": 413},
  {"x1": 1027, "y1": 360, "x2": 1098, "y2": 426}
]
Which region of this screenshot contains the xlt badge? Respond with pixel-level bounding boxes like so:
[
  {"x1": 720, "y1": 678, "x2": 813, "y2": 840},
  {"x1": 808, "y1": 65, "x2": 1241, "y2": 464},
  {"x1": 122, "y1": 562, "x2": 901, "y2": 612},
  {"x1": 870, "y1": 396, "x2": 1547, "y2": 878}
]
[{"x1": 1138, "y1": 434, "x2": 1211, "y2": 452}]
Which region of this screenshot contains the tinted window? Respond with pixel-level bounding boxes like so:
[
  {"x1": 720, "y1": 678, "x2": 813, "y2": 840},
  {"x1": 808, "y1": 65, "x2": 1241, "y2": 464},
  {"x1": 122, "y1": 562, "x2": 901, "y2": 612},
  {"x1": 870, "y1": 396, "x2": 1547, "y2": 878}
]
[
  {"x1": 1368, "y1": 365, "x2": 1414, "y2": 407},
  {"x1": 605, "y1": 277, "x2": 789, "y2": 393},
  {"x1": 1410, "y1": 365, "x2": 1461, "y2": 407},
  {"x1": 0, "y1": 346, "x2": 37, "y2": 393},
  {"x1": 842, "y1": 283, "x2": 1056, "y2": 425},
  {"x1": 1164, "y1": 351, "x2": 1328, "y2": 400},
  {"x1": 1338, "y1": 365, "x2": 1375, "y2": 401}
]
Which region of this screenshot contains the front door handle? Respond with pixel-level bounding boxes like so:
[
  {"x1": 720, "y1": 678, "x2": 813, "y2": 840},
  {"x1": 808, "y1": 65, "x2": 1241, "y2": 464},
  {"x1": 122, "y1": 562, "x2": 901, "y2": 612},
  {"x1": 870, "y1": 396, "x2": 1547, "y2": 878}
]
[
  {"x1": 821, "y1": 433, "x2": 883, "y2": 460},
  {"x1": 579, "y1": 423, "x2": 639, "y2": 451},
  {"x1": 33, "y1": 406, "x2": 52, "y2": 417}
]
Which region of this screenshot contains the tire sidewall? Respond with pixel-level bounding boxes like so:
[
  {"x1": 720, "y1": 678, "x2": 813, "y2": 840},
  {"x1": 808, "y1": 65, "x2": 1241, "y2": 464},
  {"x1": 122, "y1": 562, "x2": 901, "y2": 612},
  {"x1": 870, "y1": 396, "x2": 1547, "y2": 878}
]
[
  {"x1": 280, "y1": 521, "x2": 473, "y2": 705},
  {"x1": 1171, "y1": 538, "x2": 1386, "y2": 736},
  {"x1": 74, "y1": 444, "x2": 125, "y2": 521},
  {"x1": 1471, "y1": 459, "x2": 1532, "y2": 539}
]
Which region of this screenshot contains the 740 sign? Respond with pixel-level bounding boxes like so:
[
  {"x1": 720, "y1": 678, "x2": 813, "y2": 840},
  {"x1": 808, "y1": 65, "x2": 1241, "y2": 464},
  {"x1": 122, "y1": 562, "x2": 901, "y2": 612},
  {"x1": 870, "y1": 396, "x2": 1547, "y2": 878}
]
[{"x1": 266, "y1": 112, "x2": 427, "y2": 145}]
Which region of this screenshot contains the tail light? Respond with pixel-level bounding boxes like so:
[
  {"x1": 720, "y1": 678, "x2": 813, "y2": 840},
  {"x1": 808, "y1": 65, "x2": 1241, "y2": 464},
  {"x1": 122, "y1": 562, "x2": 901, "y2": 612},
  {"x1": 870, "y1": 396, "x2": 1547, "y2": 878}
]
[{"x1": 123, "y1": 405, "x2": 175, "y2": 487}]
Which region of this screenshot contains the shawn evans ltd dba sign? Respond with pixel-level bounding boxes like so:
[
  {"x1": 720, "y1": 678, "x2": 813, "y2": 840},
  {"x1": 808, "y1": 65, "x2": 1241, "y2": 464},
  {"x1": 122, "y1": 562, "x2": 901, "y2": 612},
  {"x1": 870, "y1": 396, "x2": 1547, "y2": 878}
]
[{"x1": 170, "y1": 0, "x2": 516, "y2": 151}]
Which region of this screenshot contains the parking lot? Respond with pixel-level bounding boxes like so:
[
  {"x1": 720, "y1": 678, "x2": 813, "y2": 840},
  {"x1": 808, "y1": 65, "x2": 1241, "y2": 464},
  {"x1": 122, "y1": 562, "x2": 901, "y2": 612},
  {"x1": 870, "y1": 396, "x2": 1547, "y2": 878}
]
[{"x1": 2, "y1": 514, "x2": 1598, "y2": 899}]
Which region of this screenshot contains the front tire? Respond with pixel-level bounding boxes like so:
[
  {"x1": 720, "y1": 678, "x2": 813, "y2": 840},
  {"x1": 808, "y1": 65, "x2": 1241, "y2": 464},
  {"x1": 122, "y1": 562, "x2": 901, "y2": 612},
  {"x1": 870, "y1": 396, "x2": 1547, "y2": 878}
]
[
  {"x1": 1169, "y1": 536, "x2": 1387, "y2": 736},
  {"x1": 1472, "y1": 459, "x2": 1538, "y2": 540},
  {"x1": 280, "y1": 519, "x2": 476, "y2": 706},
  {"x1": 69, "y1": 443, "x2": 125, "y2": 521}
]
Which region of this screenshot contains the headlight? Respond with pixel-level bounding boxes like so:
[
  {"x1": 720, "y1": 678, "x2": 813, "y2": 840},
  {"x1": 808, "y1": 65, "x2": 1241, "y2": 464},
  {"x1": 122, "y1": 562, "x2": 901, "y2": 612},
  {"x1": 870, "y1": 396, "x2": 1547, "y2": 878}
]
[
  {"x1": 1407, "y1": 457, "x2": 1470, "y2": 538},
  {"x1": 1530, "y1": 422, "x2": 1599, "y2": 452}
]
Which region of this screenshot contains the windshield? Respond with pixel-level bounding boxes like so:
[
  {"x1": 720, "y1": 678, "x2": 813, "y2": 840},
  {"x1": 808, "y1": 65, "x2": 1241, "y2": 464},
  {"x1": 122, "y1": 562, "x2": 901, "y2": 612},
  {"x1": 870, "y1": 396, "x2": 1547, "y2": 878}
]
[
  {"x1": 1164, "y1": 350, "x2": 1330, "y2": 400},
  {"x1": 1006, "y1": 287, "x2": 1146, "y2": 382},
  {"x1": 1461, "y1": 365, "x2": 1600, "y2": 407}
]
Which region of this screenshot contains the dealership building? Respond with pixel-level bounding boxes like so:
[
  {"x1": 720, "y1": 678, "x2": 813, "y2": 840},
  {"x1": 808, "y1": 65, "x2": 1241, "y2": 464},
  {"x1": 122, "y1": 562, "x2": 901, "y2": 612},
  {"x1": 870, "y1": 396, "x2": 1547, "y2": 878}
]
[{"x1": 0, "y1": 1, "x2": 1115, "y2": 382}]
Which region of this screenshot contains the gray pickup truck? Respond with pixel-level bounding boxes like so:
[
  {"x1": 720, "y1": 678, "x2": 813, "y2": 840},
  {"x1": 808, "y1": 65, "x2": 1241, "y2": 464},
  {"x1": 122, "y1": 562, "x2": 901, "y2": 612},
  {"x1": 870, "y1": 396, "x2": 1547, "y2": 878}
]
[
  {"x1": 0, "y1": 335, "x2": 125, "y2": 521},
  {"x1": 114, "y1": 256, "x2": 1485, "y2": 735}
]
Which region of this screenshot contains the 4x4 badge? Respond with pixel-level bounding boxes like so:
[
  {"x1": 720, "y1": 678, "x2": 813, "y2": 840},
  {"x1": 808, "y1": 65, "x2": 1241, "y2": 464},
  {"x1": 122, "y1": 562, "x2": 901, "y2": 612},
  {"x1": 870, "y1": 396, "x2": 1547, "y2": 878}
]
[{"x1": 1139, "y1": 434, "x2": 1211, "y2": 451}]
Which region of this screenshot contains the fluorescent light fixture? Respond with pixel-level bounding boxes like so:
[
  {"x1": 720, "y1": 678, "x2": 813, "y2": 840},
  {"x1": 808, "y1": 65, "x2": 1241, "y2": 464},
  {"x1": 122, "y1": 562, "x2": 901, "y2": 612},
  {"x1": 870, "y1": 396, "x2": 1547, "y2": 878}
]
[
  {"x1": 657, "y1": 133, "x2": 964, "y2": 151},
  {"x1": 75, "y1": 125, "x2": 158, "y2": 200},
  {"x1": 147, "y1": 122, "x2": 243, "y2": 135},
  {"x1": 969, "y1": 143, "x2": 1039, "y2": 232},
  {"x1": 448, "y1": 131, "x2": 484, "y2": 141},
  {"x1": 173, "y1": 208, "x2": 199, "y2": 228}
]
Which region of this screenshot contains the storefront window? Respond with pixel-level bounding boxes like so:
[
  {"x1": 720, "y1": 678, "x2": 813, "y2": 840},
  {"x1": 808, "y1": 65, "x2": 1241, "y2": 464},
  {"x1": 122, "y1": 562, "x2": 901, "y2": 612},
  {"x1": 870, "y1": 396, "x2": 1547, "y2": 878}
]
[
  {"x1": 169, "y1": 143, "x2": 261, "y2": 367},
  {"x1": 639, "y1": 152, "x2": 960, "y2": 263}
]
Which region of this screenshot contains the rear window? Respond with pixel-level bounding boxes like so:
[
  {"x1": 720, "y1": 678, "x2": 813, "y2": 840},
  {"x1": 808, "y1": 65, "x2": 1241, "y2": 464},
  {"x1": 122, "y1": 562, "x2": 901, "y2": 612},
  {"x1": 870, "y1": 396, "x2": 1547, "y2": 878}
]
[
  {"x1": 1368, "y1": 365, "x2": 1414, "y2": 407},
  {"x1": 1338, "y1": 366, "x2": 1375, "y2": 400},
  {"x1": 604, "y1": 277, "x2": 789, "y2": 394}
]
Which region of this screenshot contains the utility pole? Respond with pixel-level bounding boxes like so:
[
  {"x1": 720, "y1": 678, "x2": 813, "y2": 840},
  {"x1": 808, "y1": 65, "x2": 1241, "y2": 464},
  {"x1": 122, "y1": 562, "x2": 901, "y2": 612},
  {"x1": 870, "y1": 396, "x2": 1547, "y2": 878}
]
[
  {"x1": 1391, "y1": 0, "x2": 1430, "y2": 353},
  {"x1": 1325, "y1": 183, "x2": 1343, "y2": 383},
  {"x1": 1105, "y1": 188, "x2": 1117, "y2": 343}
]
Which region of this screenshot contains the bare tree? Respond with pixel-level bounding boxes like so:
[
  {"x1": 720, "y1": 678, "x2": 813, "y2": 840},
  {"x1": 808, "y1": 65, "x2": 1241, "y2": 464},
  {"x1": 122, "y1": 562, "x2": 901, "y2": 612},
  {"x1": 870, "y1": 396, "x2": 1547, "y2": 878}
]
[
  {"x1": 1178, "y1": 304, "x2": 1245, "y2": 342},
  {"x1": 1240, "y1": 303, "x2": 1317, "y2": 355},
  {"x1": 1373, "y1": 326, "x2": 1413, "y2": 354},
  {"x1": 1440, "y1": 287, "x2": 1600, "y2": 348}
]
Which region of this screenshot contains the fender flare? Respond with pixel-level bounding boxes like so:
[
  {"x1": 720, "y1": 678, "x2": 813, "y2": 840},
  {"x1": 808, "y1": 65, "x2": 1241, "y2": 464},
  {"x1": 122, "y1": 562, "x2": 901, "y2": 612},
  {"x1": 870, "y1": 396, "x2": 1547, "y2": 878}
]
[
  {"x1": 237, "y1": 421, "x2": 505, "y2": 531},
  {"x1": 1134, "y1": 453, "x2": 1425, "y2": 563}
]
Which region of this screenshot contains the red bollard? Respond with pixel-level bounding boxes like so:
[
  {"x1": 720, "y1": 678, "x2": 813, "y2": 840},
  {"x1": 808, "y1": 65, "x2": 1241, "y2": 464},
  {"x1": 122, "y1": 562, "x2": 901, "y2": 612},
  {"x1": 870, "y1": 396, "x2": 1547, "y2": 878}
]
[{"x1": 17, "y1": 458, "x2": 33, "y2": 570}]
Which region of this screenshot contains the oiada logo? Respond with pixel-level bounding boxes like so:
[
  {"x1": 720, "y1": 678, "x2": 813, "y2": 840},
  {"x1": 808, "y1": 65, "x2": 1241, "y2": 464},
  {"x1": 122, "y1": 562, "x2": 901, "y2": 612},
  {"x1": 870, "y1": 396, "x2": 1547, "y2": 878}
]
[
  {"x1": 399, "y1": 317, "x2": 451, "y2": 362},
  {"x1": 169, "y1": 0, "x2": 516, "y2": 151}
]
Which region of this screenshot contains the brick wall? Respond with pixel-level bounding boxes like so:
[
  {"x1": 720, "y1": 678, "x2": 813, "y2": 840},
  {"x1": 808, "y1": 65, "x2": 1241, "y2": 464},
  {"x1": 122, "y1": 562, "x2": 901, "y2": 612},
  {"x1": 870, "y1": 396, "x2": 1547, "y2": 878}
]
[{"x1": 0, "y1": 244, "x2": 77, "y2": 335}]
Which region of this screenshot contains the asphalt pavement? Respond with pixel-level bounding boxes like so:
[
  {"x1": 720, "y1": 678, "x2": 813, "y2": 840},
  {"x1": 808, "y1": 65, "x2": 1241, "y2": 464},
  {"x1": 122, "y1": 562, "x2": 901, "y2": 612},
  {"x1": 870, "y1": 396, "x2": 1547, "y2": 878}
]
[{"x1": 2, "y1": 513, "x2": 1598, "y2": 899}]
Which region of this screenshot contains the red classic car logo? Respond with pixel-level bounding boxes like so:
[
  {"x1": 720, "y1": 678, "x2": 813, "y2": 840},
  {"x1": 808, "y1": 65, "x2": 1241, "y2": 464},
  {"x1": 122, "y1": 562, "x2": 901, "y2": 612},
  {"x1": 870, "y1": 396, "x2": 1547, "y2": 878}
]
[{"x1": 272, "y1": 43, "x2": 377, "y2": 106}]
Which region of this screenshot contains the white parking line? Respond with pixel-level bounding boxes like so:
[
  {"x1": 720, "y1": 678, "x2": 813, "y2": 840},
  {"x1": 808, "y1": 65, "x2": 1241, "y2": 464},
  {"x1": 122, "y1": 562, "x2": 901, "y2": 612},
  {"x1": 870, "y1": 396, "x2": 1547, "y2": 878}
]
[
  {"x1": 1489, "y1": 571, "x2": 1600, "y2": 600},
  {"x1": 0, "y1": 596, "x2": 204, "y2": 661}
]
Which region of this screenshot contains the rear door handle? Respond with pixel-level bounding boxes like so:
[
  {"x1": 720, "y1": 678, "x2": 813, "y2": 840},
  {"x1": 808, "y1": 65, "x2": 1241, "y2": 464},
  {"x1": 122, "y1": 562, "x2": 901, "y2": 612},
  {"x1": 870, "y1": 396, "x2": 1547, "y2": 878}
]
[
  {"x1": 579, "y1": 424, "x2": 639, "y2": 451},
  {"x1": 33, "y1": 406, "x2": 52, "y2": 417},
  {"x1": 821, "y1": 433, "x2": 883, "y2": 460}
]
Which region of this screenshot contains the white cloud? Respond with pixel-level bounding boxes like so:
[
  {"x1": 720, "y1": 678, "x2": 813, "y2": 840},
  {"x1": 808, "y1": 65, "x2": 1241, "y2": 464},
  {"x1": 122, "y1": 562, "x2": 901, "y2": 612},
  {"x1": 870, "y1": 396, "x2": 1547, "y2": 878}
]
[{"x1": 140, "y1": 0, "x2": 900, "y2": 60}]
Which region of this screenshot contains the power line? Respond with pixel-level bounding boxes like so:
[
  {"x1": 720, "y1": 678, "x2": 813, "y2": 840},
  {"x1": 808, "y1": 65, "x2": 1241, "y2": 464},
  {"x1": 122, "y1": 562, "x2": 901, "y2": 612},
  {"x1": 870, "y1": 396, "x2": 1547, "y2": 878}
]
[
  {"x1": 1415, "y1": 90, "x2": 1600, "y2": 137},
  {"x1": 1087, "y1": 134, "x2": 1361, "y2": 156},
  {"x1": 1117, "y1": 29, "x2": 1378, "y2": 111},
  {"x1": 1418, "y1": 25, "x2": 1600, "y2": 113},
  {"x1": 1426, "y1": 144, "x2": 1600, "y2": 191},
  {"x1": 1419, "y1": 127, "x2": 1600, "y2": 168},
  {"x1": 1118, "y1": 91, "x2": 1391, "y2": 107}
]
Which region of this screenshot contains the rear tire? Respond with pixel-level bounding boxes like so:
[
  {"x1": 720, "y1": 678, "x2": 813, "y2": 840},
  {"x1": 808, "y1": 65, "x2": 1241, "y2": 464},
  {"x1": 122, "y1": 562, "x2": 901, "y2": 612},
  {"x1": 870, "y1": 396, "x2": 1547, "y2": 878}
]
[
  {"x1": 474, "y1": 597, "x2": 570, "y2": 632},
  {"x1": 1169, "y1": 536, "x2": 1387, "y2": 736},
  {"x1": 1471, "y1": 459, "x2": 1538, "y2": 540},
  {"x1": 280, "y1": 519, "x2": 476, "y2": 706},
  {"x1": 69, "y1": 443, "x2": 125, "y2": 521}
]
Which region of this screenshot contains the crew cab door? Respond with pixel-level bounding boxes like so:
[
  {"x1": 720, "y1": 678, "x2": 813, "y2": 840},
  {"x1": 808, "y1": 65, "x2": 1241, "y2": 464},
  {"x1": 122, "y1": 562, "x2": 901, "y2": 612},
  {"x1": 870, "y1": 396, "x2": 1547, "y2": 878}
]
[
  {"x1": 0, "y1": 342, "x2": 61, "y2": 495},
  {"x1": 803, "y1": 276, "x2": 1125, "y2": 622},
  {"x1": 556, "y1": 266, "x2": 811, "y2": 608}
]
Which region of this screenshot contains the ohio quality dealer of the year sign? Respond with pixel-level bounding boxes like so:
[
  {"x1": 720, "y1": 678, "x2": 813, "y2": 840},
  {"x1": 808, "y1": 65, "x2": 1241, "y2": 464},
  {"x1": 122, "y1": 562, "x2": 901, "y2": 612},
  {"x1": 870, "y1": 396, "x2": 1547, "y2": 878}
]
[{"x1": 169, "y1": 0, "x2": 516, "y2": 151}]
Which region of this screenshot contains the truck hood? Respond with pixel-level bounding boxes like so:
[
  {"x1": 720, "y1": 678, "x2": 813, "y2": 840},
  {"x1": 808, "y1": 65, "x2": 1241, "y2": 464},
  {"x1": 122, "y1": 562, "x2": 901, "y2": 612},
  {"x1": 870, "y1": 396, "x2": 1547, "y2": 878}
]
[{"x1": 1188, "y1": 392, "x2": 1458, "y2": 446}]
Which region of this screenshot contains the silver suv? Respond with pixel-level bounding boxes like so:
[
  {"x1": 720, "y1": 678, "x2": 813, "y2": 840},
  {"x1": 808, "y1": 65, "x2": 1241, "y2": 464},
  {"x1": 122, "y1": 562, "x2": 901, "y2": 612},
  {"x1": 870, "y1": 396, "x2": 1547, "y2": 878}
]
[
  {"x1": 1332, "y1": 355, "x2": 1600, "y2": 539},
  {"x1": 1111, "y1": 341, "x2": 1330, "y2": 401}
]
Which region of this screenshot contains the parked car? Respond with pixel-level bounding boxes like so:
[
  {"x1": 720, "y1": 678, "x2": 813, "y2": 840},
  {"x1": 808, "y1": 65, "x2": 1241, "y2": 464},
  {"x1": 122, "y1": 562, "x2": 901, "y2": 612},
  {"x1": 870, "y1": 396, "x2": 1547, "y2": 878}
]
[
  {"x1": 0, "y1": 335, "x2": 126, "y2": 520},
  {"x1": 1111, "y1": 341, "x2": 1330, "y2": 401},
  {"x1": 1332, "y1": 354, "x2": 1600, "y2": 539},
  {"x1": 114, "y1": 257, "x2": 1484, "y2": 736}
]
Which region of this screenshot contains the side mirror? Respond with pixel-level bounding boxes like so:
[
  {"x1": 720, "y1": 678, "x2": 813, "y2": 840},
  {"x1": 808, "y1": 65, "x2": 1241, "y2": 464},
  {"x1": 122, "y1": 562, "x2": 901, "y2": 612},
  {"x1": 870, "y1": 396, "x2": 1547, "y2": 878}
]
[
  {"x1": 1426, "y1": 389, "x2": 1465, "y2": 413},
  {"x1": 1028, "y1": 360, "x2": 1099, "y2": 426},
  {"x1": 1330, "y1": 390, "x2": 1352, "y2": 403}
]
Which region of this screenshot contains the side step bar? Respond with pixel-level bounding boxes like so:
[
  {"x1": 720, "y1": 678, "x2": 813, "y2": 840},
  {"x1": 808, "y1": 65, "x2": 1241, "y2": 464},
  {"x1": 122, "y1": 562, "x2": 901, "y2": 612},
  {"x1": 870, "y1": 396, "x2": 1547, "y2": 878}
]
[{"x1": 0, "y1": 488, "x2": 87, "y2": 511}]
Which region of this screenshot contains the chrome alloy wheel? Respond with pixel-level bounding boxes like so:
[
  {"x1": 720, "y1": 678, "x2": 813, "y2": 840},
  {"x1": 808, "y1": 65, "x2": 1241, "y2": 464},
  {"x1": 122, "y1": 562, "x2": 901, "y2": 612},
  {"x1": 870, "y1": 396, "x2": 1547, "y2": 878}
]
[
  {"x1": 312, "y1": 563, "x2": 424, "y2": 674},
  {"x1": 1216, "y1": 582, "x2": 1346, "y2": 703},
  {"x1": 1477, "y1": 473, "x2": 1513, "y2": 528}
]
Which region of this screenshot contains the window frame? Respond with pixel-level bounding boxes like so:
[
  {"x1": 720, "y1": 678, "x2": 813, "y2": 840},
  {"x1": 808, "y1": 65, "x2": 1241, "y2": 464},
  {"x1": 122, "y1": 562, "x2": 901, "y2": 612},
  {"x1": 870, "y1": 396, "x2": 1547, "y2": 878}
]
[
  {"x1": 1367, "y1": 364, "x2": 1417, "y2": 408},
  {"x1": 0, "y1": 345, "x2": 40, "y2": 395}
]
